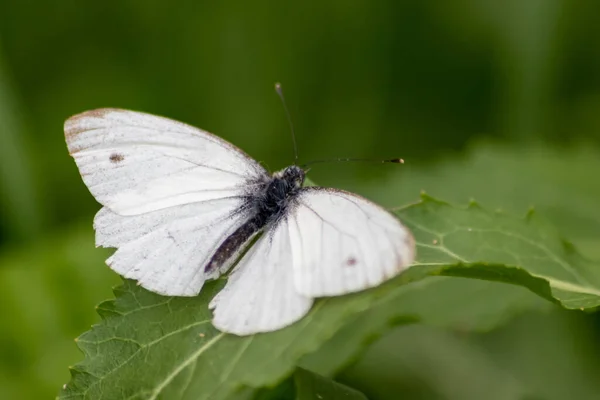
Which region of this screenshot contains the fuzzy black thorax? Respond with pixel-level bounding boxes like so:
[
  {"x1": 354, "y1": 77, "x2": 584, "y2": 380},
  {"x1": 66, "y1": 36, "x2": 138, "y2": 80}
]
[{"x1": 252, "y1": 165, "x2": 305, "y2": 225}]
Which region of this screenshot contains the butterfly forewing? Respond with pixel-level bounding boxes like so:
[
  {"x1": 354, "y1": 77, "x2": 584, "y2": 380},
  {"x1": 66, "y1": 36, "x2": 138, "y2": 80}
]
[
  {"x1": 65, "y1": 108, "x2": 268, "y2": 215},
  {"x1": 289, "y1": 187, "x2": 415, "y2": 297}
]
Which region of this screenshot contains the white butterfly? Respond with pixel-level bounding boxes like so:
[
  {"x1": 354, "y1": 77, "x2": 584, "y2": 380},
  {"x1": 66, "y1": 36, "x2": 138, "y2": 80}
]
[{"x1": 65, "y1": 108, "x2": 416, "y2": 335}]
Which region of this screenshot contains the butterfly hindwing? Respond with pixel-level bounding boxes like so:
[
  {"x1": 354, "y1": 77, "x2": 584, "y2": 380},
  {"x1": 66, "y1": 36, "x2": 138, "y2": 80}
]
[
  {"x1": 209, "y1": 217, "x2": 313, "y2": 335},
  {"x1": 94, "y1": 198, "x2": 250, "y2": 296}
]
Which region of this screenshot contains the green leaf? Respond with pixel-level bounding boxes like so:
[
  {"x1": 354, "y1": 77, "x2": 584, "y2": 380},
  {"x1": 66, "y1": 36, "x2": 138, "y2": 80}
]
[
  {"x1": 293, "y1": 368, "x2": 367, "y2": 400},
  {"x1": 396, "y1": 195, "x2": 600, "y2": 309},
  {"x1": 299, "y1": 277, "x2": 550, "y2": 377},
  {"x1": 58, "y1": 195, "x2": 597, "y2": 399}
]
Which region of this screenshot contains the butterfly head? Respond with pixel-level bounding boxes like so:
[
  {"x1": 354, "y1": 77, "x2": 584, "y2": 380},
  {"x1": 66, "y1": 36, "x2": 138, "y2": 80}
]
[{"x1": 274, "y1": 165, "x2": 305, "y2": 189}]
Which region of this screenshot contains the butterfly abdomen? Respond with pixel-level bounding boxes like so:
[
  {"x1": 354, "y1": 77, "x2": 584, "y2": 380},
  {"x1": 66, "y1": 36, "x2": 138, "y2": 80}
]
[{"x1": 204, "y1": 216, "x2": 264, "y2": 274}]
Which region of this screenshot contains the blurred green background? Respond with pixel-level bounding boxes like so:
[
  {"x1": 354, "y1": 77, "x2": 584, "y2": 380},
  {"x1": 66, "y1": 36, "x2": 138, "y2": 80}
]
[{"x1": 1, "y1": 1, "x2": 600, "y2": 399}]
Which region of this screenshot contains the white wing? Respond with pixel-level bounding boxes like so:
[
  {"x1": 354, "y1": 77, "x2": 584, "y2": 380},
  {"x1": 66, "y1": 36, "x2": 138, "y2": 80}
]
[
  {"x1": 288, "y1": 188, "x2": 415, "y2": 297},
  {"x1": 65, "y1": 108, "x2": 268, "y2": 215},
  {"x1": 210, "y1": 218, "x2": 313, "y2": 335},
  {"x1": 66, "y1": 108, "x2": 269, "y2": 295},
  {"x1": 94, "y1": 197, "x2": 250, "y2": 296}
]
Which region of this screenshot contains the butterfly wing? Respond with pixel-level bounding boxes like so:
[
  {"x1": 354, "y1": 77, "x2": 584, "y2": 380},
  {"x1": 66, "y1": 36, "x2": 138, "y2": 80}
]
[
  {"x1": 288, "y1": 187, "x2": 415, "y2": 297},
  {"x1": 209, "y1": 188, "x2": 414, "y2": 335},
  {"x1": 209, "y1": 218, "x2": 313, "y2": 335},
  {"x1": 66, "y1": 108, "x2": 270, "y2": 295},
  {"x1": 65, "y1": 108, "x2": 268, "y2": 215},
  {"x1": 94, "y1": 199, "x2": 250, "y2": 296}
]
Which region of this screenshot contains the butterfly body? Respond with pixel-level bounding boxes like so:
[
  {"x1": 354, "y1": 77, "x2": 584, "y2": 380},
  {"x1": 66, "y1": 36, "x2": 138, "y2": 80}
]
[{"x1": 206, "y1": 165, "x2": 305, "y2": 274}]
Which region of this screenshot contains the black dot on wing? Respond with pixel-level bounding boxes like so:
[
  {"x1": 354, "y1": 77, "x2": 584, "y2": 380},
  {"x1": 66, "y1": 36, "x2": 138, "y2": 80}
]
[
  {"x1": 109, "y1": 153, "x2": 125, "y2": 163},
  {"x1": 346, "y1": 257, "x2": 357, "y2": 266}
]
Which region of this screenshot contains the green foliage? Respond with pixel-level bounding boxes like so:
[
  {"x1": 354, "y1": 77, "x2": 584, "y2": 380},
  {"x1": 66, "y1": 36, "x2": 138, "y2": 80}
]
[
  {"x1": 342, "y1": 310, "x2": 600, "y2": 400},
  {"x1": 299, "y1": 277, "x2": 550, "y2": 378},
  {"x1": 57, "y1": 195, "x2": 596, "y2": 400},
  {"x1": 0, "y1": 47, "x2": 43, "y2": 242},
  {"x1": 397, "y1": 195, "x2": 600, "y2": 309},
  {"x1": 2, "y1": 1, "x2": 600, "y2": 398},
  {"x1": 2, "y1": 142, "x2": 599, "y2": 399},
  {"x1": 0, "y1": 226, "x2": 117, "y2": 400}
]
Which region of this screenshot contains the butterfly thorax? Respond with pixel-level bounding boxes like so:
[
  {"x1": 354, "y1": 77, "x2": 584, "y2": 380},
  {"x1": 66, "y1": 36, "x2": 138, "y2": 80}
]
[
  {"x1": 205, "y1": 165, "x2": 305, "y2": 274},
  {"x1": 256, "y1": 165, "x2": 305, "y2": 221}
]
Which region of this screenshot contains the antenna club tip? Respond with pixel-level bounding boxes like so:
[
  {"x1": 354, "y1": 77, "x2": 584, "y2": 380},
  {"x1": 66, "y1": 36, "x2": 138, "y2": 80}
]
[
  {"x1": 275, "y1": 82, "x2": 282, "y2": 90},
  {"x1": 391, "y1": 158, "x2": 405, "y2": 164}
]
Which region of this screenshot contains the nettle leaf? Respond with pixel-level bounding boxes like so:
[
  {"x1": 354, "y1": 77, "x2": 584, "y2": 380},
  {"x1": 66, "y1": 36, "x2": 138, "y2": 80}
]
[
  {"x1": 398, "y1": 195, "x2": 600, "y2": 309},
  {"x1": 58, "y1": 196, "x2": 600, "y2": 400}
]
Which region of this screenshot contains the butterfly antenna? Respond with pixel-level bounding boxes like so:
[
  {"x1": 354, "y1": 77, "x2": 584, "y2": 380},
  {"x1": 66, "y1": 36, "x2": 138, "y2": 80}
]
[
  {"x1": 275, "y1": 82, "x2": 299, "y2": 165},
  {"x1": 302, "y1": 158, "x2": 405, "y2": 168}
]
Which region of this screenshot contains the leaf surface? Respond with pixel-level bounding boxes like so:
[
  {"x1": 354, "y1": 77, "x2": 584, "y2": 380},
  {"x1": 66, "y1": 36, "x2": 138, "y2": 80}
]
[
  {"x1": 397, "y1": 195, "x2": 600, "y2": 309},
  {"x1": 299, "y1": 276, "x2": 549, "y2": 377},
  {"x1": 58, "y1": 196, "x2": 599, "y2": 399}
]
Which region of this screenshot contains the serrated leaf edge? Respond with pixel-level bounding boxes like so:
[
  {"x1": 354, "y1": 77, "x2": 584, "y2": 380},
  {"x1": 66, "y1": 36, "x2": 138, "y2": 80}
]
[{"x1": 58, "y1": 194, "x2": 600, "y2": 398}]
